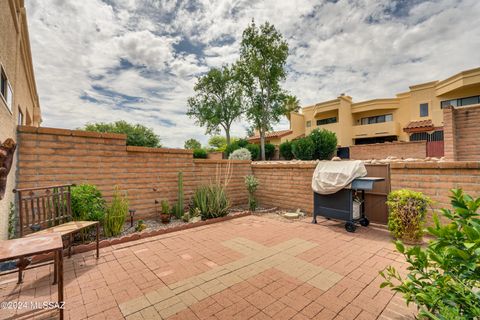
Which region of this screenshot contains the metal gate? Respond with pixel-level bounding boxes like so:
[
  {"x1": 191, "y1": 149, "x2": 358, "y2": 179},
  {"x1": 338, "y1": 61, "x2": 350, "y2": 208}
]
[
  {"x1": 411, "y1": 130, "x2": 444, "y2": 158},
  {"x1": 427, "y1": 141, "x2": 444, "y2": 157}
]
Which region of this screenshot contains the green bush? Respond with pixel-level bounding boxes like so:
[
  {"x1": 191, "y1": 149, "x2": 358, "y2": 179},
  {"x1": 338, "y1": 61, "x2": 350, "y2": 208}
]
[
  {"x1": 192, "y1": 184, "x2": 230, "y2": 220},
  {"x1": 279, "y1": 141, "x2": 293, "y2": 160},
  {"x1": 193, "y1": 148, "x2": 208, "y2": 159},
  {"x1": 229, "y1": 148, "x2": 251, "y2": 160},
  {"x1": 71, "y1": 184, "x2": 106, "y2": 221},
  {"x1": 84, "y1": 120, "x2": 161, "y2": 147},
  {"x1": 387, "y1": 189, "x2": 431, "y2": 242},
  {"x1": 264, "y1": 143, "x2": 275, "y2": 160},
  {"x1": 237, "y1": 138, "x2": 249, "y2": 148},
  {"x1": 309, "y1": 129, "x2": 337, "y2": 160},
  {"x1": 184, "y1": 138, "x2": 201, "y2": 150},
  {"x1": 292, "y1": 137, "x2": 314, "y2": 160},
  {"x1": 160, "y1": 200, "x2": 170, "y2": 214},
  {"x1": 224, "y1": 142, "x2": 240, "y2": 158},
  {"x1": 104, "y1": 186, "x2": 128, "y2": 237},
  {"x1": 381, "y1": 189, "x2": 480, "y2": 319},
  {"x1": 246, "y1": 144, "x2": 260, "y2": 160}
]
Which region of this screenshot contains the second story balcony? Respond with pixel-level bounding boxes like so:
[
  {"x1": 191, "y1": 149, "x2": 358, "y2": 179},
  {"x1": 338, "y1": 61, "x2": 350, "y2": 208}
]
[{"x1": 353, "y1": 121, "x2": 401, "y2": 138}]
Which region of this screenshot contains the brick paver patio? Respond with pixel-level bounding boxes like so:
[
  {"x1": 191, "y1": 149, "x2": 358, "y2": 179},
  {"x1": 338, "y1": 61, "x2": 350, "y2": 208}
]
[{"x1": 0, "y1": 216, "x2": 416, "y2": 320}]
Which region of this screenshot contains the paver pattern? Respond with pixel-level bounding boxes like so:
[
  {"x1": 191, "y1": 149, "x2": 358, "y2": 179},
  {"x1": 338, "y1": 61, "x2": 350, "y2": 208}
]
[{"x1": 0, "y1": 216, "x2": 416, "y2": 319}]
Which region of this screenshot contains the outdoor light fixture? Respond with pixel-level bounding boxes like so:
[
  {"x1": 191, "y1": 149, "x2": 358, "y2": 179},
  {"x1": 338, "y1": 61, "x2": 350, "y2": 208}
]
[{"x1": 129, "y1": 209, "x2": 136, "y2": 228}]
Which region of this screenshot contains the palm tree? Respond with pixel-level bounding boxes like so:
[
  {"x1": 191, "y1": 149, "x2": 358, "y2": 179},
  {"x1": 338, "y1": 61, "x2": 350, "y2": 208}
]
[{"x1": 283, "y1": 95, "x2": 300, "y2": 120}]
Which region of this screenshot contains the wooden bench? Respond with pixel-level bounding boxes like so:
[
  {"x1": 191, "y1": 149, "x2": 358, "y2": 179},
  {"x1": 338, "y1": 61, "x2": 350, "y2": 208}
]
[{"x1": 13, "y1": 184, "x2": 99, "y2": 283}]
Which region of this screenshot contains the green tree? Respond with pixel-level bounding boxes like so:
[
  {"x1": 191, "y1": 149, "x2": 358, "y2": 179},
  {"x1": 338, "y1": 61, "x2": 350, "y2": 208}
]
[
  {"x1": 84, "y1": 121, "x2": 161, "y2": 147},
  {"x1": 237, "y1": 20, "x2": 289, "y2": 160},
  {"x1": 184, "y1": 138, "x2": 201, "y2": 150},
  {"x1": 208, "y1": 135, "x2": 227, "y2": 151},
  {"x1": 187, "y1": 65, "x2": 243, "y2": 145},
  {"x1": 283, "y1": 95, "x2": 300, "y2": 120}
]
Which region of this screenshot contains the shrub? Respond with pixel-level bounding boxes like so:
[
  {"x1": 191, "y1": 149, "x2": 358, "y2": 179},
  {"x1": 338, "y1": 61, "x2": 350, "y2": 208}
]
[
  {"x1": 224, "y1": 142, "x2": 240, "y2": 158},
  {"x1": 236, "y1": 138, "x2": 249, "y2": 148},
  {"x1": 84, "y1": 120, "x2": 161, "y2": 147},
  {"x1": 193, "y1": 148, "x2": 208, "y2": 159},
  {"x1": 264, "y1": 143, "x2": 275, "y2": 160},
  {"x1": 309, "y1": 129, "x2": 338, "y2": 160},
  {"x1": 71, "y1": 184, "x2": 106, "y2": 221},
  {"x1": 160, "y1": 200, "x2": 170, "y2": 214},
  {"x1": 229, "y1": 148, "x2": 252, "y2": 160},
  {"x1": 192, "y1": 184, "x2": 230, "y2": 220},
  {"x1": 380, "y1": 189, "x2": 480, "y2": 319},
  {"x1": 279, "y1": 141, "x2": 293, "y2": 160},
  {"x1": 246, "y1": 144, "x2": 260, "y2": 160},
  {"x1": 292, "y1": 137, "x2": 314, "y2": 160},
  {"x1": 387, "y1": 189, "x2": 431, "y2": 242},
  {"x1": 104, "y1": 186, "x2": 128, "y2": 237},
  {"x1": 245, "y1": 175, "x2": 259, "y2": 211}
]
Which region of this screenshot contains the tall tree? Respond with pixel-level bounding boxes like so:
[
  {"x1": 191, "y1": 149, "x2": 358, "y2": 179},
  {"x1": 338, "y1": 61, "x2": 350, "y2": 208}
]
[
  {"x1": 237, "y1": 20, "x2": 289, "y2": 160},
  {"x1": 283, "y1": 95, "x2": 300, "y2": 120},
  {"x1": 187, "y1": 65, "x2": 243, "y2": 145}
]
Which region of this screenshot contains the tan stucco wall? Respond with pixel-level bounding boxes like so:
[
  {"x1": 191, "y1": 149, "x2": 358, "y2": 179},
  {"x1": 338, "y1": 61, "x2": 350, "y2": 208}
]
[
  {"x1": 0, "y1": 0, "x2": 41, "y2": 239},
  {"x1": 292, "y1": 68, "x2": 480, "y2": 147}
]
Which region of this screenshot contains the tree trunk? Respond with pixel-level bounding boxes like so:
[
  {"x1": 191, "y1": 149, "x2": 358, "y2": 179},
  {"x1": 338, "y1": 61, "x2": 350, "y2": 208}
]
[
  {"x1": 260, "y1": 130, "x2": 266, "y2": 161},
  {"x1": 225, "y1": 128, "x2": 231, "y2": 145}
]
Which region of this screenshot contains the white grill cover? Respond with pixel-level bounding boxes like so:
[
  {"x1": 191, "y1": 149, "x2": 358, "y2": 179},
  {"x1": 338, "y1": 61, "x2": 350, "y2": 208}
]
[{"x1": 311, "y1": 160, "x2": 367, "y2": 195}]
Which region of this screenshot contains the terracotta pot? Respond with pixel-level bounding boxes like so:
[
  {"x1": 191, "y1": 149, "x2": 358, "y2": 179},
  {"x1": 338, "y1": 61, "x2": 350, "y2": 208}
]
[{"x1": 160, "y1": 213, "x2": 171, "y2": 224}]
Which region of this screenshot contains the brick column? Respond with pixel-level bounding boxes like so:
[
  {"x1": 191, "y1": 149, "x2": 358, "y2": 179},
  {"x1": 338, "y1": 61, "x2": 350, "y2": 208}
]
[{"x1": 443, "y1": 106, "x2": 456, "y2": 161}]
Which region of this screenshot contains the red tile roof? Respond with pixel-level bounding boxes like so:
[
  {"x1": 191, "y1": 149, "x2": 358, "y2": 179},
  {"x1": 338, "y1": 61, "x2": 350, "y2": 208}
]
[
  {"x1": 247, "y1": 130, "x2": 293, "y2": 141},
  {"x1": 403, "y1": 119, "x2": 435, "y2": 132}
]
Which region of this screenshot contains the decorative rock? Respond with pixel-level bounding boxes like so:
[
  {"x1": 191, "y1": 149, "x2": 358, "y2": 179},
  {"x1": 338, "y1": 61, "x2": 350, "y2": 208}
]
[
  {"x1": 284, "y1": 212, "x2": 299, "y2": 219},
  {"x1": 331, "y1": 156, "x2": 341, "y2": 161},
  {"x1": 189, "y1": 216, "x2": 201, "y2": 223}
]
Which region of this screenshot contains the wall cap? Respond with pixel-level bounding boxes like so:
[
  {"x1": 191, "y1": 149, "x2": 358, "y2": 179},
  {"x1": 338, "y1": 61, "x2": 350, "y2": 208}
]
[{"x1": 18, "y1": 126, "x2": 127, "y2": 140}]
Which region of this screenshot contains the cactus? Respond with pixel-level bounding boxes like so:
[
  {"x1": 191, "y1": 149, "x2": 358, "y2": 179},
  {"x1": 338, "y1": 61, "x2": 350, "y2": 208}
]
[{"x1": 175, "y1": 172, "x2": 184, "y2": 219}]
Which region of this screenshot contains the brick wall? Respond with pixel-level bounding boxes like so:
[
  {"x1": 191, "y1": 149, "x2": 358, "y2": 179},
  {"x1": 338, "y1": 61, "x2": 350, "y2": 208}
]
[
  {"x1": 16, "y1": 126, "x2": 251, "y2": 219},
  {"x1": 350, "y1": 141, "x2": 427, "y2": 160},
  {"x1": 390, "y1": 162, "x2": 480, "y2": 221},
  {"x1": 443, "y1": 105, "x2": 480, "y2": 161}
]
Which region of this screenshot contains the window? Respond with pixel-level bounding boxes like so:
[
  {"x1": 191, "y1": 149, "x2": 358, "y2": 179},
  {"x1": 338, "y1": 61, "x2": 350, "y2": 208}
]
[
  {"x1": 360, "y1": 114, "x2": 393, "y2": 125},
  {"x1": 441, "y1": 95, "x2": 480, "y2": 108},
  {"x1": 0, "y1": 67, "x2": 13, "y2": 112},
  {"x1": 316, "y1": 117, "x2": 337, "y2": 126},
  {"x1": 420, "y1": 103, "x2": 429, "y2": 117},
  {"x1": 306, "y1": 121, "x2": 311, "y2": 127}
]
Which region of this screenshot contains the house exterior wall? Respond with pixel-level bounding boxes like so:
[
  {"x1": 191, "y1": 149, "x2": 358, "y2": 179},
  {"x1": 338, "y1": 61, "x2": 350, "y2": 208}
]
[
  {"x1": 291, "y1": 67, "x2": 480, "y2": 148},
  {"x1": 0, "y1": 0, "x2": 41, "y2": 239}
]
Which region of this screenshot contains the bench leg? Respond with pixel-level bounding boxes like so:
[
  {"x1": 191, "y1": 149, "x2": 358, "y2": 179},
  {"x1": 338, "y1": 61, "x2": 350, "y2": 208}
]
[{"x1": 96, "y1": 223, "x2": 99, "y2": 259}]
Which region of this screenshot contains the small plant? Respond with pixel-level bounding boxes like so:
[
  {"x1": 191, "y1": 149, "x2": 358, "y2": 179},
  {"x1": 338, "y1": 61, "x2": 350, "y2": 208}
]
[
  {"x1": 279, "y1": 141, "x2": 293, "y2": 160},
  {"x1": 71, "y1": 184, "x2": 106, "y2": 221},
  {"x1": 103, "y1": 186, "x2": 128, "y2": 237},
  {"x1": 386, "y1": 189, "x2": 431, "y2": 243},
  {"x1": 229, "y1": 148, "x2": 252, "y2": 160},
  {"x1": 135, "y1": 220, "x2": 147, "y2": 232},
  {"x1": 192, "y1": 184, "x2": 230, "y2": 220},
  {"x1": 380, "y1": 189, "x2": 480, "y2": 319},
  {"x1": 193, "y1": 148, "x2": 208, "y2": 159},
  {"x1": 159, "y1": 200, "x2": 171, "y2": 224},
  {"x1": 224, "y1": 138, "x2": 249, "y2": 157},
  {"x1": 264, "y1": 143, "x2": 275, "y2": 160},
  {"x1": 8, "y1": 202, "x2": 15, "y2": 239},
  {"x1": 245, "y1": 175, "x2": 259, "y2": 211},
  {"x1": 292, "y1": 137, "x2": 314, "y2": 160}
]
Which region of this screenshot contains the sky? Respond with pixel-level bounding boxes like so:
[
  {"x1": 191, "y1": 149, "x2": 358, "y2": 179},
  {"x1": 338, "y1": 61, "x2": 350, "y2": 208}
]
[{"x1": 25, "y1": 0, "x2": 480, "y2": 148}]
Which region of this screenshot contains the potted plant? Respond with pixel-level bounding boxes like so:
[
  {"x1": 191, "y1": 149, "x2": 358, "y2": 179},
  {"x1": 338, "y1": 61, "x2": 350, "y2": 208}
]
[
  {"x1": 159, "y1": 200, "x2": 171, "y2": 224},
  {"x1": 386, "y1": 189, "x2": 431, "y2": 244}
]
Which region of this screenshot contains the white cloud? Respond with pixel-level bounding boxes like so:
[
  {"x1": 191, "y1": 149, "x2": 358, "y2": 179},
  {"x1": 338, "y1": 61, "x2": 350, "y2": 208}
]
[{"x1": 25, "y1": 0, "x2": 480, "y2": 147}]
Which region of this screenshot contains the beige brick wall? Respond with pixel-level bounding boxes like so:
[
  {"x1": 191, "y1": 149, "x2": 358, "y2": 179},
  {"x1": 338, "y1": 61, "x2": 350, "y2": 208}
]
[
  {"x1": 15, "y1": 126, "x2": 251, "y2": 222},
  {"x1": 349, "y1": 141, "x2": 427, "y2": 160},
  {"x1": 443, "y1": 105, "x2": 480, "y2": 161}
]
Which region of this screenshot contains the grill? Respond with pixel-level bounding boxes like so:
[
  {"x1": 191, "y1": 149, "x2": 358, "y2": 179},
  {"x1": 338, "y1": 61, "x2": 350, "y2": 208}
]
[{"x1": 311, "y1": 161, "x2": 384, "y2": 232}]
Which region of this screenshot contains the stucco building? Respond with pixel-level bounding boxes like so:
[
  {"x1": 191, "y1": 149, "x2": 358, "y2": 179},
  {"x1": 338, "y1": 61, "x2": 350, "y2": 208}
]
[
  {"x1": 1, "y1": 0, "x2": 41, "y2": 239},
  {"x1": 249, "y1": 67, "x2": 480, "y2": 152}
]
